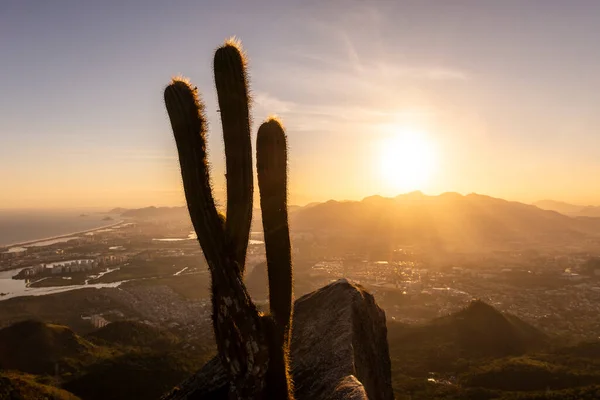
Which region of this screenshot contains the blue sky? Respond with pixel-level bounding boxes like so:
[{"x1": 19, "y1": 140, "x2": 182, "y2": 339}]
[{"x1": 2, "y1": 0, "x2": 600, "y2": 208}]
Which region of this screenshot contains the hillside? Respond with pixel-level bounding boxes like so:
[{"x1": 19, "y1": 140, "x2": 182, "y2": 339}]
[
  {"x1": 3, "y1": 305, "x2": 600, "y2": 399},
  {"x1": 0, "y1": 372, "x2": 80, "y2": 400},
  {"x1": 291, "y1": 192, "x2": 600, "y2": 252},
  {"x1": 0, "y1": 319, "x2": 213, "y2": 400},
  {"x1": 86, "y1": 321, "x2": 178, "y2": 348},
  {"x1": 62, "y1": 352, "x2": 201, "y2": 400},
  {"x1": 386, "y1": 301, "x2": 600, "y2": 398},
  {"x1": 387, "y1": 300, "x2": 547, "y2": 377},
  {"x1": 0, "y1": 320, "x2": 104, "y2": 375}
]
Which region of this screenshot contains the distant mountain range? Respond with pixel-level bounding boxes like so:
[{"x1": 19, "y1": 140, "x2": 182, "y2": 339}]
[
  {"x1": 533, "y1": 200, "x2": 600, "y2": 217},
  {"x1": 111, "y1": 192, "x2": 600, "y2": 252},
  {"x1": 290, "y1": 192, "x2": 600, "y2": 252},
  {"x1": 115, "y1": 206, "x2": 188, "y2": 220}
]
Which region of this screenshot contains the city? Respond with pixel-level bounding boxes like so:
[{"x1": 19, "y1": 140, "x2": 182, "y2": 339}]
[{"x1": 3, "y1": 206, "x2": 600, "y2": 343}]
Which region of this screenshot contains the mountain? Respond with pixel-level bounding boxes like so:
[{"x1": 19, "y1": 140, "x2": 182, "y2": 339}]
[
  {"x1": 533, "y1": 200, "x2": 585, "y2": 215},
  {"x1": 387, "y1": 300, "x2": 547, "y2": 376},
  {"x1": 0, "y1": 371, "x2": 80, "y2": 400},
  {"x1": 578, "y1": 205, "x2": 600, "y2": 218},
  {"x1": 0, "y1": 319, "x2": 212, "y2": 400},
  {"x1": 120, "y1": 206, "x2": 189, "y2": 220},
  {"x1": 108, "y1": 207, "x2": 129, "y2": 214},
  {"x1": 87, "y1": 321, "x2": 178, "y2": 348},
  {"x1": 291, "y1": 192, "x2": 600, "y2": 252},
  {"x1": 432, "y1": 300, "x2": 547, "y2": 356},
  {"x1": 534, "y1": 200, "x2": 600, "y2": 218},
  {"x1": 62, "y1": 351, "x2": 200, "y2": 400},
  {"x1": 0, "y1": 320, "x2": 100, "y2": 375}
]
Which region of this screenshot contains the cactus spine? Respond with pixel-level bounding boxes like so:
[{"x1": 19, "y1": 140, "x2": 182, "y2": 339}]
[{"x1": 164, "y1": 40, "x2": 293, "y2": 400}]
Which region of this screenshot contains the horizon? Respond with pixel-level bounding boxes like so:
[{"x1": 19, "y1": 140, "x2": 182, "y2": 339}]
[
  {"x1": 3, "y1": 1, "x2": 600, "y2": 209},
  {"x1": 1, "y1": 189, "x2": 598, "y2": 213}
]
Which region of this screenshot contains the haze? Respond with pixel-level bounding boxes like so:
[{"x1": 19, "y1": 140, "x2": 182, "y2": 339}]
[{"x1": 2, "y1": 0, "x2": 600, "y2": 209}]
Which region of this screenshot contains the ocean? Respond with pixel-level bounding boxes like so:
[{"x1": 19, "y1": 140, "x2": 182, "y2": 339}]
[{"x1": 0, "y1": 209, "x2": 117, "y2": 247}]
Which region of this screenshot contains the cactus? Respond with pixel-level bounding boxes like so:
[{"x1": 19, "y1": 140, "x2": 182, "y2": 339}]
[
  {"x1": 164, "y1": 39, "x2": 294, "y2": 400},
  {"x1": 257, "y1": 118, "x2": 293, "y2": 398}
]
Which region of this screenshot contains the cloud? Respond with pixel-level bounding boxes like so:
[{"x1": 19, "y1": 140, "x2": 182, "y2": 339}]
[
  {"x1": 292, "y1": 8, "x2": 469, "y2": 83},
  {"x1": 250, "y1": 88, "x2": 436, "y2": 137},
  {"x1": 253, "y1": 91, "x2": 293, "y2": 113}
]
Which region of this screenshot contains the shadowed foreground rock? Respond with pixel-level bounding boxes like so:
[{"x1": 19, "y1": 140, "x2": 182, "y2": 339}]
[{"x1": 163, "y1": 279, "x2": 393, "y2": 400}]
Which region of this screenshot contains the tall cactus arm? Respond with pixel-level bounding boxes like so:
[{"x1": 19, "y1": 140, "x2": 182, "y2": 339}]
[
  {"x1": 257, "y1": 118, "x2": 294, "y2": 399},
  {"x1": 164, "y1": 79, "x2": 225, "y2": 267},
  {"x1": 257, "y1": 118, "x2": 293, "y2": 333},
  {"x1": 214, "y1": 40, "x2": 254, "y2": 272}
]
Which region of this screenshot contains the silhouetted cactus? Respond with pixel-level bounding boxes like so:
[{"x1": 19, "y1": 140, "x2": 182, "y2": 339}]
[
  {"x1": 164, "y1": 39, "x2": 293, "y2": 400},
  {"x1": 257, "y1": 118, "x2": 294, "y2": 398}
]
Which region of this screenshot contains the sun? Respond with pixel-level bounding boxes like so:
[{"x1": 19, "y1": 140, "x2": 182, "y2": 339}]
[{"x1": 378, "y1": 128, "x2": 437, "y2": 193}]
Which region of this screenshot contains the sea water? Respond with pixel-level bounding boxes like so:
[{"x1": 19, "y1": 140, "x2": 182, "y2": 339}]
[{"x1": 0, "y1": 209, "x2": 116, "y2": 247}]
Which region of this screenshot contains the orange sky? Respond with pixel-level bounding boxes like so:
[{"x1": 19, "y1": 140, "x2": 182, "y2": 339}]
[{"x1": 2, "y1": 2, "x2": 600, "y2": 210}]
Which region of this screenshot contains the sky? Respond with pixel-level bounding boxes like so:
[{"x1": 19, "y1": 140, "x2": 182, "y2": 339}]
[{"x1": 1, "y1": 0, "x2": 600, "y2": 209}]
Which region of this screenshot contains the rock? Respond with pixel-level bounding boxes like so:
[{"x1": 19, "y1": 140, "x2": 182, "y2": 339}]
[
  {"x1": 329, "y1": 375, "x2": 367, "y2": 400},
  {"x1": 162, "y1": 279, "x2": 393, "y2": 400}
]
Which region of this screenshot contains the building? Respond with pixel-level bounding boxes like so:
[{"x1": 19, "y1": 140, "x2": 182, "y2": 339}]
[
  {"x1": 0, "y1": 247, "x2": 27, "y2": 260},
  {"x1": 90, "y1": 315, "x2": 109, "y2": 329},
  {"x1": 96, "y1": 255, "x2": 127, "y2": 266}
]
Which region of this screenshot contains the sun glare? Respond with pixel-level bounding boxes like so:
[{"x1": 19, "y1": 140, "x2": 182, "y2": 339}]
[{"x1": 378, "y1": 128, "x2": 437, "y2": 193}]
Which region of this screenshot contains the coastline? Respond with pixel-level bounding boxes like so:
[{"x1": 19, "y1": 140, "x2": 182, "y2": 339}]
[{"x1": 0, "y1": 220, "x2": 127, "y2": 249}]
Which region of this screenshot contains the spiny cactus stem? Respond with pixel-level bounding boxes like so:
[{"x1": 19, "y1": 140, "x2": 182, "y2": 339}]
[
  {"x1": 214, "y1": 42, "x2": 253, "y2": 272},
  {"x1": 164, "y1": 80, "x2": 225, "y2": 267},
  {"x1": 211, "y1": 260, "x2": 269, "y2": 398},
  {"x1": 257, "y1": 118, "x2": 293, "y2": 332},
  {"x1": 256, "y1": 117, "x2": 295, "y2": 399}
]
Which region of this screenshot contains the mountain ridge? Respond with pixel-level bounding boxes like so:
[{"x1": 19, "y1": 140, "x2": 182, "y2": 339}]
[
  {"x1": 534, "y1": 199, "x2": 600, "y2": 217},
  {"x1": 290, "y1": 192, "x2": 600, "y2": 252}
]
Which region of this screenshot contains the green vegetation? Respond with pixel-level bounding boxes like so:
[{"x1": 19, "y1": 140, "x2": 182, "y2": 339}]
[
  {"x1": 164, "y1": 39, "x2": 294, "y2": 398},
  {"x1": 86, "y1": 320, "x2": 178, "y2": 349},
  {"x1": 388, "y1": 300, "x2": 547, "y2": 378},
  {"x1": 121, "y1": 272, "x2": 211, "y2": 300},
  {"x1": 387, "y1": 301, "x2": 600, "y2": 399},
  {"x1": 463, "y1": 356, "x2": 600, "y2": 391},
  {"x1": 62, "y1": 351, "x2": 203, "y2": 400},
  {"x1": 0, "y1": 320, "x2": 112, "y2": 376},
  {"x1": 0, "y1": 320, "x2": 213, "y2": 400},
  {"x1": 0, "y1": 371, "x2": 80, "y2": 400},
  {"x1": 4, "y1": 301, "x2": 600, "y2": 399},
  {"x1": 0, "y1": 288, "x2": 141, "y2": 334}
]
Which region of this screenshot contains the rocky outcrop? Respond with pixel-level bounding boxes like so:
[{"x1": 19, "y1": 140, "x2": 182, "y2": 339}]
[{"x1": 163, "y1": 279, "x2": 393, "y2": 400}]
